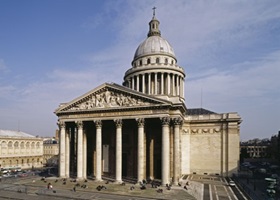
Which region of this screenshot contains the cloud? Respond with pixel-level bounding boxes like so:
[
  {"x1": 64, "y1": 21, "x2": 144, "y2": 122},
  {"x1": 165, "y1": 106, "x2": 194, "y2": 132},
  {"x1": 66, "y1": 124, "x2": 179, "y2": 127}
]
[
  {"x1": 187, "y1": 49, "x2": 280, "y2": 107},
  {"x1": 0, "y1": 59, "x2": 8, "y2": 73}
]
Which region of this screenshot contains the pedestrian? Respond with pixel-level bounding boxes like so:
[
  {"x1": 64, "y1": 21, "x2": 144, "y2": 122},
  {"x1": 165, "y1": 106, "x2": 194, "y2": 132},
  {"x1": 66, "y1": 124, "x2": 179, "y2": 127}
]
[{"x1": 73, "y1": 186, "x2": 76, "y2": 192}]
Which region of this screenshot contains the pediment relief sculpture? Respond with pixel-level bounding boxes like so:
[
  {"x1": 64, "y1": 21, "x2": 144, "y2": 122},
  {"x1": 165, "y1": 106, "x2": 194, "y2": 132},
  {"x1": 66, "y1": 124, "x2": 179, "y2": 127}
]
[{"x1": 63, "y1": 90, "x2": 152, "y2": 111}]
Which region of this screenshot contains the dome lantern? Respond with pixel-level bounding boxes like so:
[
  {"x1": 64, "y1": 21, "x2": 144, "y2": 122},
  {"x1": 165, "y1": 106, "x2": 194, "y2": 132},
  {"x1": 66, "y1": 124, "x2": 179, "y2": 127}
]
[{"x1": 147, "y1": 7, "x2": 161, "y2": 37}]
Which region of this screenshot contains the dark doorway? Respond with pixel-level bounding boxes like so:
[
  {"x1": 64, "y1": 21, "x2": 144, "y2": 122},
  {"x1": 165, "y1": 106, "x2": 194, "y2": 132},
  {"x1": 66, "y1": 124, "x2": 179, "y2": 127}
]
[
  {"x1": 156, "y1": 158, "x2": 161, "y2": 179},
  {"x1": 122, "y1": 153, "x2": 127, "y2": 177}
]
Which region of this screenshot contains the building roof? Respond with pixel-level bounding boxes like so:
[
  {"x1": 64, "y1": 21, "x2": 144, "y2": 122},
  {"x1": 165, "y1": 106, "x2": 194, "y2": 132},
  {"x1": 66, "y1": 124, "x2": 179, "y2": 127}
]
[
  {"x1": 187, "y1": 108, "x2": 217, "y2": 115},
  {"x1": 134, "y1": 36, "x2": 175, "y2": 60},
  {"x1": 0, "y1": 129, "x2": 35, "y2": 138}
]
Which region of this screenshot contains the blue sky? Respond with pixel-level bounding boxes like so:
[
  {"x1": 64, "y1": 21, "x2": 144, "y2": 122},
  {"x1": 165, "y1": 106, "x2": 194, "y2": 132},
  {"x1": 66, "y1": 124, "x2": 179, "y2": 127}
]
[{"x1": 0, "y1": 0, "x2": 279, "y2": 140}]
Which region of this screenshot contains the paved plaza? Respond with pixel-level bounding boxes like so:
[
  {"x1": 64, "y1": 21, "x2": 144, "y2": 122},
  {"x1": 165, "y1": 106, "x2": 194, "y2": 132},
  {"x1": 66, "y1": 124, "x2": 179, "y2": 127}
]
[{"x1": 0, "y1": 176, "x2": 195, "y2": 200}]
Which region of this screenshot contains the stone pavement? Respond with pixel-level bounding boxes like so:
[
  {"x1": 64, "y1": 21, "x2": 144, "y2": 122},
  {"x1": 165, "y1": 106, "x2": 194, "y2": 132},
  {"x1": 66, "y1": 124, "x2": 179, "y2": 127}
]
[{"x1": 0, "y1": 176, "x2": 196, "y2": 200}]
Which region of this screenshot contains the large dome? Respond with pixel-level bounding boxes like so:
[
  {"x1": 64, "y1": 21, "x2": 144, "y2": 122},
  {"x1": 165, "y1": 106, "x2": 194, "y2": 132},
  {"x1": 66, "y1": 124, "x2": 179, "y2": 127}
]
[
  {"x1": 134, "y1": 36, "x2": 175, "y2": 60},
  {"x1": 123, "y1": 10, "x2": 185, "y2": 103}
]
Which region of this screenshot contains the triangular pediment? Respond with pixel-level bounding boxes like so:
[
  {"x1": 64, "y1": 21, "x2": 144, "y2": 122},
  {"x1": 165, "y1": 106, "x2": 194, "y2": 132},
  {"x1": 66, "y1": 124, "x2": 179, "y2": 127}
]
[{"x1": 55, "y1": 83, "x2": 171, "y2": 114}]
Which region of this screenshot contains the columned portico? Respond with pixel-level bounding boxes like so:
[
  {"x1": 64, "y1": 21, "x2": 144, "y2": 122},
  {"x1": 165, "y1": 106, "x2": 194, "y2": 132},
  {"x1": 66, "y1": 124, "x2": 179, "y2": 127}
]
[
  {"x1": 161, "y1": 117, "x2": 170, "y2": 185},
  {"x1": 115, "y1": 119, "x2": 123, "y2": 183},
  {"x1": 76, "y1": 121, "x2": 83, "y2": 179},
  {"x1": 137, "y1": 118, "x2": 145, "y2": 183},
  {"x1": 95, "y1": 120, "x2": 102, "y2": 181}
]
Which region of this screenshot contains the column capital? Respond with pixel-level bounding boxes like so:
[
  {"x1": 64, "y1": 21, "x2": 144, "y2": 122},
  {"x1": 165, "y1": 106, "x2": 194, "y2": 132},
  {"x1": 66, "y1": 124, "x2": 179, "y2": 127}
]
[
  {"x1": 94, "y1": 120, "x2": 102, "y2": 128},
  {"x1": 114, "y1": 119, "x2": 123, "y2": 128},
  {"x1": 160, "y1": 117, "x2": 170, "y2": 126},
  {"x1": 57, "y1": 120, "x2": 66, "y2": 129},
  {"x1": 76, "y1": 121, "x2": 83, "y2": 129},
  {"x1": 136, "y1": 118, "x2": 145, "y2": 127},
  {"x1": 173, "y1": 117, "x2": 183, "y2": 126}
]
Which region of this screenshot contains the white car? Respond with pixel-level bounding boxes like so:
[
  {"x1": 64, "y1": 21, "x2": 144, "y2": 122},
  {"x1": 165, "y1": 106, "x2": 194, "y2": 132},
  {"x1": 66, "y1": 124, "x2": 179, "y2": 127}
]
[{"x1": 229, "y1": 181, "x2": 235, "y2": 187}]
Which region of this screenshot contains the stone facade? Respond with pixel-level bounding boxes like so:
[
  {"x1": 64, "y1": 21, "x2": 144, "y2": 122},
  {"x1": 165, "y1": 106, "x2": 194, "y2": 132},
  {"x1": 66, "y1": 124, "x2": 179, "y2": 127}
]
[
  {"x1": 0, "y1": 130, "x2": 43, "y2": 170},
  {"x1": 55, "y1": 11, "x2": 241, "y2": 185},
  {"x1": 43, "y1": 138, "x2": 59, "y2": 166}
]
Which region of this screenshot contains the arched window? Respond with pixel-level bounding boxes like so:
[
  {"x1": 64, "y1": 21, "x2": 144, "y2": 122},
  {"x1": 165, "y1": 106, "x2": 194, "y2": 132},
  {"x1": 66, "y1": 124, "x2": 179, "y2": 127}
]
[
  {"x1": 8, "y1": 141, "x2": 13, "y2": 149},
  {"x1": 1, "y1": 141, "x2": 7, "y2": 148},
  {"x1": 139, "y1": 60, "x2": 142, "y2": 66},
  {"x1": 165, "y1": 58, "x2": 168, "y2": 65},
  {"x1": 147, "y1": 58, "x2": 151, "y2": 64},
  {"x1": 31, "y1": 142, "x2": 35, "y2": 148},
  {"x1": 20, "y1": 142, "x2": 24, "y2": 148},
  {"x1": 36, "y1": 142, "x2": 40, "y2": 149},
  {"x1": 156, "y1": 58, "x2": 160, "y2": 64},
  {"x1": 26, "y1": 142, "x2": 30, "y2": 148},
  {"x1": 14, "y1": 141, "x2": 19, "y2": 148},
  {"x1": 171, "y1": 60, "x2": 174, "y2": 65}
]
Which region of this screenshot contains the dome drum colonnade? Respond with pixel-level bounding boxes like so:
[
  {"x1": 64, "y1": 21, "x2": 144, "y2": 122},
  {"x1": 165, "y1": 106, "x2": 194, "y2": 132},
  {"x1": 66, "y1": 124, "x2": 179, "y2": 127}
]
[
  {"x1": 124, "y1": 68, "x2": 185, "y2": 99},
  {"x1": 58, "y1": 116, "x2": 183, "y2": 185}
]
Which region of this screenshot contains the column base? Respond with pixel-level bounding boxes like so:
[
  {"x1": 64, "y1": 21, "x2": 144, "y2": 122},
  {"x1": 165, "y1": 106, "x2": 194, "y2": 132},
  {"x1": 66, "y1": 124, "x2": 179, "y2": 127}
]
[
  {"x1": 76, "y1": 177, "x2": 85, "y2": 181},
  {"x1": 114, "y1": 180, "x2": 123, "y2": 184}
]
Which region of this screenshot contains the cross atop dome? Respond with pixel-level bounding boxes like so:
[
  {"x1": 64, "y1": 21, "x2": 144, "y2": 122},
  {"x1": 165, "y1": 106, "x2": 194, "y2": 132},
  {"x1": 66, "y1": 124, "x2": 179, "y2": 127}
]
[{"x1": 152, "y1": 6, "x2": 156, "y2": 18}]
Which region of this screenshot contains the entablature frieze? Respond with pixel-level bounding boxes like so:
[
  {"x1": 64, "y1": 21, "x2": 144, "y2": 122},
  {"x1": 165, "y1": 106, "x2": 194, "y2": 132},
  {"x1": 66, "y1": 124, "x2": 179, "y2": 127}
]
[
  {"x1": 58, "y1": 108, "x2": 170, "y2": 121},
  {"x1": 182, "y1": 127, "x2": 222, "y2": 135}
]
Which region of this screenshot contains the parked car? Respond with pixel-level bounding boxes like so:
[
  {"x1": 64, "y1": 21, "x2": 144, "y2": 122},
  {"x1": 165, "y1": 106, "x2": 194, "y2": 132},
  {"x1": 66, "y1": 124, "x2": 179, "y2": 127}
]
[{"x1": 229, "y1": 181, "x2": 236, "y2": 187}]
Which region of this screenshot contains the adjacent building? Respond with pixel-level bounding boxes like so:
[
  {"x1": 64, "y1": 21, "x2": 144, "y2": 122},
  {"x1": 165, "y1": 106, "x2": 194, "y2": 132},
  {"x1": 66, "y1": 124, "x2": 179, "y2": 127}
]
[
  {"x1": 55, "y1": 12, "x2": 241, "y2": 185},
  {"x1": 43, "y1": 138, "x2": 59, "y2": 167},
  {"x1": 0, "y1": 130, "x2": 43, "y2": 170}
]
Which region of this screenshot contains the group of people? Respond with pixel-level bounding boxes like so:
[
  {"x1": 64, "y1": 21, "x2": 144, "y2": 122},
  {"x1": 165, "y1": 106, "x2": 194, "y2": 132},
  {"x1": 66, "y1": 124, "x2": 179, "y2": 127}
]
[{"x1": 42, "y1": 178, "x2": 191, "y2": 194}]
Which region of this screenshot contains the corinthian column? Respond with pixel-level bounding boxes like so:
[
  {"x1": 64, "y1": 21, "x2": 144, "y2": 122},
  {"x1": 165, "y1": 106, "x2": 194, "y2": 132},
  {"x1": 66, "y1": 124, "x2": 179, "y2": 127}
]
[
  {"x1": 65, "y1": 129, "x2": 70, "y2": 178},
  {"x1": 95, "y1": 120, "x2": 102, "y2": 181},
  {"x1": 136, "y1": 75, "x2": 139, "y2": 91},
  {"x1": 58, "y1": 121, "x2": 66, "y2": 178},
  {"x1": 142, "y1": 74, "x2": 145, "y2": 93},
  {"x1": 161, "y1": 117, "x2": 170, "y2": 185},
  {"x1": 137, "y1": 118, "x2": 145, "y2": 183},
  {"x1": 76, "y1": 121, "x2": 83, "y2": 179},
  {"x1": 83, "y1": 130, "x2": 87, "y2": 179},
  {"x1": 173, "y1": 117, "x2": 182, "y2": 185},
  {"x1": 114, "y1": 119, "x2": 122, "y2": 183},
  {"x1": 167, "y1": 74, "x2": 170, "y2": 95},
  {"x1": 155, "y1": 73, "x2": 158, "y2": 95},
  {"x1": 148, "y1": 73, "x2": 151, "y2": 94},
  {"x1": 161, "y1": 73, "x2": 164, "y2": 94}
]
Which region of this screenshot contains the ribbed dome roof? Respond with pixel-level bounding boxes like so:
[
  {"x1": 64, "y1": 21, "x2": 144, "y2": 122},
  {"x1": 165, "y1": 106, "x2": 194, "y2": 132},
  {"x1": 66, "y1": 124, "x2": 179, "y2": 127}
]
[
  {"x1": 133, "y1": 11, "x2": 176, "y2": 61},
  {"x1": 133, "y1": 36, "x2": 175, "y2": 60}
]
